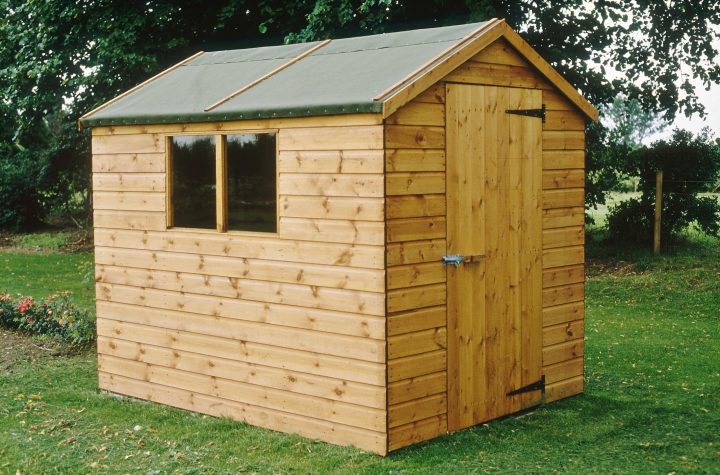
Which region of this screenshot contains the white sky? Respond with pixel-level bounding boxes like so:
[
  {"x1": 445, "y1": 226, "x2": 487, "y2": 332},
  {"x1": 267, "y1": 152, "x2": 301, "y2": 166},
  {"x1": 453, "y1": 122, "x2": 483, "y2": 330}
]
[
  {"x1": 670, "y1": 81, "x2": 720, "y2": 137},
  {"x1": 628, "y1": 30, "x2": 719, "y2": 142}
]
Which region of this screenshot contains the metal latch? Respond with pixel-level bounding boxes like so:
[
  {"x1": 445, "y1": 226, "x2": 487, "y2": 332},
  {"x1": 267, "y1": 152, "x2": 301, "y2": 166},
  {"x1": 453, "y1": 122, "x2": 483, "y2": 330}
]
[
  {"x1": 442, "y1": 254, "x2": 464, "y2": 267},
  {"x1": 505, "y1": 104, "x2": 546, "y2": 122},
  {"x1": 506, "y1": 375, "x2": 545, "y2": 396},
  {"x1": 442, "y1": 254, "x2": 486, "y2": 267}
]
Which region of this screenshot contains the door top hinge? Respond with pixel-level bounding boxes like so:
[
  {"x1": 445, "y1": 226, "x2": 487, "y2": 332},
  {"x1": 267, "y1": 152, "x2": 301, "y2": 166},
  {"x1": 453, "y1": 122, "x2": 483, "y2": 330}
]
[
  {"x1": 505, "y1": 104, "x2": 546, "y2": 122},
  {"x1": 506, "y1": 375, "x2": 545, "y2": 397}
]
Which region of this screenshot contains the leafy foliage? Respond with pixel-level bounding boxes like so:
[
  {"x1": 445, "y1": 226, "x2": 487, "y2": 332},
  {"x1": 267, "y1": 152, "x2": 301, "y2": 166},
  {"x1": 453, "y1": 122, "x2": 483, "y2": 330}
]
[
  {"x1": 0, "y1": 149, "x2": 49, "y2": 231},
  {"x1": 1, "y1": 1, "x2": 719, "y2": 229},
  {"x1": 607, "y1": 129, "x2": 720, "y2": 243},
  {"x1": 585, "y1": 121, "x2": 626, "y2": 215},
  {"x1": 588, "y1": 95, "x2": 670, "y2": 203},
  {"x1": 0, "y1": 292, "x2": 95, "y2": 345}
]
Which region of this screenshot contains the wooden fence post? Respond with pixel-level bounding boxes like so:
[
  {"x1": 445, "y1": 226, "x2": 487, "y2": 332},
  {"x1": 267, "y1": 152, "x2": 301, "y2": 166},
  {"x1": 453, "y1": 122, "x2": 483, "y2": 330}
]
[{"x1": 654, "y1": 169, "x2": 663, "y2": 254}]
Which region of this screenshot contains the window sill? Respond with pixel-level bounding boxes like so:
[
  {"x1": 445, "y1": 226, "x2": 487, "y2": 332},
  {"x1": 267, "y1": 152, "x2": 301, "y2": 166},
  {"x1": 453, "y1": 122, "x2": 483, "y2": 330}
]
[{"x1": 167, "y1": 226, "x2": 279, "y2": 238}]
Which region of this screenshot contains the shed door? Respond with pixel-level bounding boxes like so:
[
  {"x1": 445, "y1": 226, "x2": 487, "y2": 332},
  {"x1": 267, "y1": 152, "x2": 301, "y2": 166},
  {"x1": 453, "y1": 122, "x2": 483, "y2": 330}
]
[{"x1": 445, "y1": 83, "x2": 543, "y2": 431}]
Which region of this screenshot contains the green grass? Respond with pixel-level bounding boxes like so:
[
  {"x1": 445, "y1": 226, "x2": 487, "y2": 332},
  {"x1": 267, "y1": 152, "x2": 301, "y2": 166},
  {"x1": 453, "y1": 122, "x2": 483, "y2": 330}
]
[
  {"x1": 0, "y1": 252, "x2": 94, "y2": 310},
  {"x1": 0, "y1": 238, "x2": 718, "y2": 473}
]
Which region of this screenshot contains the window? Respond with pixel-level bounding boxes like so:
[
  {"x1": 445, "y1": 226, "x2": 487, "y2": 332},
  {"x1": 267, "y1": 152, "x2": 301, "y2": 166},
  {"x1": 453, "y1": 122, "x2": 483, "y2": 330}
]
[
  {"x1": 227, "y1": 133, "x2": 277, "y2": 233},
  {"x1": 170, "y1": 135, "x2": 216, "y2": 229},
  {"x1": 167, "y1": 133, "x2": 277, "y2": 233}
]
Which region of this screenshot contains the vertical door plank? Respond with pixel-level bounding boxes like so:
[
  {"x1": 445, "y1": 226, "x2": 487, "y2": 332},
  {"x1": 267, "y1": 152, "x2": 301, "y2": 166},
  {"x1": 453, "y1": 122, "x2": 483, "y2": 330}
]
[
  {"x1": 470, "y1": 86, "x2": 487, "y2": 426},
  {"x1": 525, "y1": 88, "x2": 544, "y2": 409},
  {"x1": 445, "y1": 84, "x2": 463, "y2": 429},
  {"x1": 480, "y1": 85, "x2": 501, "y2": 422},
  {"x1": 507, "y1": 88, "x2": 523, "y2": 415}
]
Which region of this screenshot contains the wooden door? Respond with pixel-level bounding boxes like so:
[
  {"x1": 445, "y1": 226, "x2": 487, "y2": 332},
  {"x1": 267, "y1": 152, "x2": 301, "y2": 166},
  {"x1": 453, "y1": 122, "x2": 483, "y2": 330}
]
[{"x1": 445, "y1": 83, "x2": 543, "y2": 431}]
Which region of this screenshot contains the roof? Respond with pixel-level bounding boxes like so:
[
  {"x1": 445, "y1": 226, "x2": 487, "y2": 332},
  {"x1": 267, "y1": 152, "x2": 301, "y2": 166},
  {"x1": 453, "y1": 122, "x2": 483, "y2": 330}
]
[{"x1": 79, "y1": 19, "x2": 598, "y2": 128}]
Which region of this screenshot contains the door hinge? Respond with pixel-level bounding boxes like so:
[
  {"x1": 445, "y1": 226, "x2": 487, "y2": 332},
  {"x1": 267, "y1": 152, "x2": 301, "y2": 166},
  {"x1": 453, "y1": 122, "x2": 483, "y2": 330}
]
[
  {"x1": 505, "y1": 104, "x2": 546, "y2": 122},
  {"x1": 506, "y1": 375, "x2": 545, "y2": 396}
]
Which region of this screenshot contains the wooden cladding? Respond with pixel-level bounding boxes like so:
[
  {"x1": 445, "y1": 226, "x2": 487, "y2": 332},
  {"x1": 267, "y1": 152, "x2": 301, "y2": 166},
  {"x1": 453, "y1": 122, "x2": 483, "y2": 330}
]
[
  {"x1": 384, "y1": 85, "x2": 449, "y2": 452},
  {"x1": 92, "y1": 119, "x2": 388, "y2": 454},
  {"x1": 540, "y1": 88, "x2": 585, "y2": 404}
]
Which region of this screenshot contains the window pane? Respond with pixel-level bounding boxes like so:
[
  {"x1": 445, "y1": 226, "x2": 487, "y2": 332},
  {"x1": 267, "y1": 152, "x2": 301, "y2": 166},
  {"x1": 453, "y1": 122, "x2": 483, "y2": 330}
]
[
  {"x1": 227, "y1": 133, "x2": 277, "y2": 233},
  {"x1": 171, "y1": 135, "x2": 216, "y2": 229}
]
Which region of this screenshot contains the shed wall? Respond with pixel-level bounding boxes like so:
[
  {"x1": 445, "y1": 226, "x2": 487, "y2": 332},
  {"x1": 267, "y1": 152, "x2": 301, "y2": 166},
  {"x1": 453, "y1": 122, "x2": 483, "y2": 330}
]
[
  {"x1": 385, "y1": 38, "x2": 586, "y2": 451},
  {"x1": 92, "y1": 115, "x2": 389, "y2": 454},
  {"x1": 385, "y1": 85, "x2": 449, "y2": 451}
]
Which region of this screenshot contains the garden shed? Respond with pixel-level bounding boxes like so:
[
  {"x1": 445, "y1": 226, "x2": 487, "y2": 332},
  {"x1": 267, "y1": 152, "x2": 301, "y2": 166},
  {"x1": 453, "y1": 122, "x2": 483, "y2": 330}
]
[{"x1": 80, "y1": 18, "x2": 597, "y2": 455}]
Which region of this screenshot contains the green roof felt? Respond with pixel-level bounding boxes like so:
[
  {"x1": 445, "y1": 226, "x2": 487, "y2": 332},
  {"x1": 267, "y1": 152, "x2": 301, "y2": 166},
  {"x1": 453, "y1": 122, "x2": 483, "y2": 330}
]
[{"x1": 80, "y1": 22, "x2": 487, "y2": 127}]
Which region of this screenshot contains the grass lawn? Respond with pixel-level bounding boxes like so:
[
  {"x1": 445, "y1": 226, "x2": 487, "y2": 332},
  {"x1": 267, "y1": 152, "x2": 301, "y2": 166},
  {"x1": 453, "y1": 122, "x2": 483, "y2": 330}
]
[
  {"x1": 0, "y1": 252, "x2": 94, "y2": 310},
  {"x1": 0, "y1": 234, "x2": 718, "y2": 473}
]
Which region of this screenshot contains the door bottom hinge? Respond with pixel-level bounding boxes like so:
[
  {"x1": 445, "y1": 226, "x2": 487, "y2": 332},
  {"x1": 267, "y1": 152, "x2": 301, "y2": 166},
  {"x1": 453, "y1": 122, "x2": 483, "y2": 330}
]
[{"x1": 506, "y1": 375, "x2": 545, "y2": 396}]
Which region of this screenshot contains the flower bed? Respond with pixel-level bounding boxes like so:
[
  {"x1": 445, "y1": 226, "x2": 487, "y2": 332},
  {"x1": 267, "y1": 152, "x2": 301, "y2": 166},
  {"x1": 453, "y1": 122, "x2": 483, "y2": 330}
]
[{"x1": 0, "y1": 292, "x2": 94, "y2": 345}]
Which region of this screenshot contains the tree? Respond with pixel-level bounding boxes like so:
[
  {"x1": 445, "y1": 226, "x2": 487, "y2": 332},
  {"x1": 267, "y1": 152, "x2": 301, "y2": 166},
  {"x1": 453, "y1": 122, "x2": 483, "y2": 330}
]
[
  {"x1": 601, "y1": 95, "x2": 668, "y2": 149},
  {"x1": 607, "y1": 129, "x2": 720, "y2": 243},
  {"x1": 0, "y1": 0, "x2": 308, "y2": 228},
  {"x1": 283, "y1": 1, "x2": 720, "y2": 119},
  {"x1": 1, "y1": 1, "x2": 719, "y2": 229},
  {"x1": 596, "y1": 95, "x2": 669, "y2": 194}
]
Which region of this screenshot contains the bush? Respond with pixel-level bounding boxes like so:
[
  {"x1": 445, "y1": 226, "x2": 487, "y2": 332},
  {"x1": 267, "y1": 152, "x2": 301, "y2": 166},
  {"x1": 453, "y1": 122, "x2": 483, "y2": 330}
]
[
  {"x1": 0, "y1": 106, "x2": 90, "y2": 231},
  {"x1": 606, "y1": 198, "x2": 654, "y2": 243},
  {"x1": 0, "y1": 292, "x2": 95, "y2": 345},
  {"x1": 607, "y1": 129, "x2": 720, "y2": 243},
  {"x1": 0, "y1": 149, "x2": 50, "y2": 231}
]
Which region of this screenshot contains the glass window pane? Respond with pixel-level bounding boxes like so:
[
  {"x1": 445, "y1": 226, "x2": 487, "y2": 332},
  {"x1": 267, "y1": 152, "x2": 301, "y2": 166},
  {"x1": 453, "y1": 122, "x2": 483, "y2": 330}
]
[
  {"x1": 171, "y1": 135, "x2": 216, "y2": 229},
  {"x1": 226, "y1": 133, "x2": 277, "y2": 233}
]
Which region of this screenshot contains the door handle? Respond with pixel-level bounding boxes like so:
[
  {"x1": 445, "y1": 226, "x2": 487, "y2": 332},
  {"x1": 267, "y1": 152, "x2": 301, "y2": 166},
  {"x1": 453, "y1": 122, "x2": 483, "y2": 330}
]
[{"x1": 442, "y1": 254, "x2": 486, "y2": 267}]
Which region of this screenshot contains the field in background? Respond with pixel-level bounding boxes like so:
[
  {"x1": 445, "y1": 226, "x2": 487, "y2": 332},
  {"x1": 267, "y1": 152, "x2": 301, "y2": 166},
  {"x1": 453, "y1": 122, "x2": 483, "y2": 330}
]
[
  {"x1": 587, "y1": 191, "x2": 720, "y2": 228},
  {"x1": 0, "y1": 227, "x2": 718, "y2": 473}
]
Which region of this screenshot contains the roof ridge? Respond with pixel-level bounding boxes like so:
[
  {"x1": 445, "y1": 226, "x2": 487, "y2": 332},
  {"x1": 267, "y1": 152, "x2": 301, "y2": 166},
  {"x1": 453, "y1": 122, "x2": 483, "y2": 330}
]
[
  {"x1": 184, "y1": 55, "x2": 303, "y2": 67},
  {"x1": 306, "y1": 36, "x2": 466, "y2": 57},
  {"x1": 187, "y1": 37, "x2": 467, "y2": 67},
  {"x1": 187, "y1": 26, "x2": 482, "y2": 67}
]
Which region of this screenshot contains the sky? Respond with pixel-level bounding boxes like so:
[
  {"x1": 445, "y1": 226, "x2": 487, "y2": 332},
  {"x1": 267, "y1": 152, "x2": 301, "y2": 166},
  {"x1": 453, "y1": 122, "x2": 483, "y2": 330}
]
[
  {"x1": 670, "y1": 81, "x2": 720, "y2": 136},
  {"x1": 629, "y1": 30, "x2": 719, "y2": 142}
]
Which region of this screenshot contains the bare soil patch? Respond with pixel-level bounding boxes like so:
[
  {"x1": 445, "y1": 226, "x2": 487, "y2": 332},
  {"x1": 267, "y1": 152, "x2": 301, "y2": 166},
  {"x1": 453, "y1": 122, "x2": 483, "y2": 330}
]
[
  {"x1": 0, "y1": 328, "x2": 46, "y2": 371},
  {"x1": 0, "y1": 329, "x2": 83, "y2": 372},
  {"x1": 586, "y1": 259, "x2": 644, "y2": 277}
]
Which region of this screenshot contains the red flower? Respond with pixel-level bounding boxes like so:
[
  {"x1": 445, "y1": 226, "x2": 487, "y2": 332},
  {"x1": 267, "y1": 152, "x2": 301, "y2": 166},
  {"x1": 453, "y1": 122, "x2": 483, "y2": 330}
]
[{"x1": 18, "y1": 297, "x2": 33, "y2": 314}]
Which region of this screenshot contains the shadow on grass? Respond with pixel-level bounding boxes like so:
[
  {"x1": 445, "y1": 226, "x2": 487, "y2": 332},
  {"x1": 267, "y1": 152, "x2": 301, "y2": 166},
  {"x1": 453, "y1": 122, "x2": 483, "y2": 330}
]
[
  {"x1": 386, "y1": 388, "x2": 714, "y2": 471},
  {"x1": 586, "y1": 226, "x2": 720, "y2": 275}
]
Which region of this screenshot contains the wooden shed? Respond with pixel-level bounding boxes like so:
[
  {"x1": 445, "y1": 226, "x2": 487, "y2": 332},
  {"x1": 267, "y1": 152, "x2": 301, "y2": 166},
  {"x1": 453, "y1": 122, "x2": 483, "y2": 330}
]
[{"x1": 80, "y1": 19, "x2": 597, "y2": 455}]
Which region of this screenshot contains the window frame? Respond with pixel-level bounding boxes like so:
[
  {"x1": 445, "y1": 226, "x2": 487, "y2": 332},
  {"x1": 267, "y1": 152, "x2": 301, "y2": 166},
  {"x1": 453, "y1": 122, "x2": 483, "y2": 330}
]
[{"x1": 165, "y1": 129, "x2": 279, "y2": 236}]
